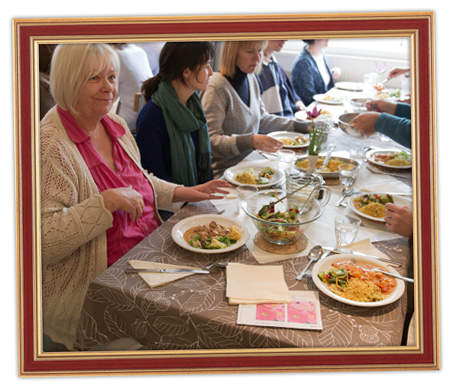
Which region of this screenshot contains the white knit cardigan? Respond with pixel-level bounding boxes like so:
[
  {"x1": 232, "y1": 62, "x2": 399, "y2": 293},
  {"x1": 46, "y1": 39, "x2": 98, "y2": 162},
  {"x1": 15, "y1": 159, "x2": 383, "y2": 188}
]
[{"x1": 40, "y1": 106, "x2": 179, "y2": 350}]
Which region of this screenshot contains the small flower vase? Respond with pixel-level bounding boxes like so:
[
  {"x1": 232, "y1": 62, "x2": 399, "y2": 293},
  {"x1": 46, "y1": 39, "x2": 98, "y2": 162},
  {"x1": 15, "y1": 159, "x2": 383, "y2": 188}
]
[{"x1": 307, "y1": 154, "x2": 318, "y2": 174}]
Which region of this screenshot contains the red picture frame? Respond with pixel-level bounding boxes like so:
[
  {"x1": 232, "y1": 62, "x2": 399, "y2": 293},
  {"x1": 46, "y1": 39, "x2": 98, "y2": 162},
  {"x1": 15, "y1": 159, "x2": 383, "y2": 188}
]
[{"x1": 13, "y1": 12, "x2": 439, "y2": 376}]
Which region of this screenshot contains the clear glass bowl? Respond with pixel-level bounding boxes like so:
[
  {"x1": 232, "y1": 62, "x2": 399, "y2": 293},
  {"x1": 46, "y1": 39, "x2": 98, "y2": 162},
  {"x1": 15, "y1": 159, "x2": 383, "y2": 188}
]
[{"x1": 242, "y1": 189, "x2": 324, "y2": 245}]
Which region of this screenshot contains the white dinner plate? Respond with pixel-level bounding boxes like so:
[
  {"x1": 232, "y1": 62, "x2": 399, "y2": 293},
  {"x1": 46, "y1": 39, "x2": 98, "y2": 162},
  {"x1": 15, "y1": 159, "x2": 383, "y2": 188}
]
[
  {"x1": 294, "y1": 110, "x2": 335, "y2": 122},
  {"x1": 171, "y1": 214, "x2": 250, "y2": 254},
  {"x1": 312, "y1": 254, "x2": 405, "y2": 307},
  {"x1": 267, "y1": 131, "x2": 309, "y2": 149},
  {"x1": 313, "y1": 94, "x2": 344, "y2": 105},
  {"x1": 335, "y1": 82, "x2": 363, "y2": 92},
  {"x1": 224, "y1": 163, "x2": 284, "y2": 188},
  {"x1": 365, "y1": 149, "x2": 412, "y2": 169},
  {"x1": 348, "y1": 193, "x2": 412, "y2": 223}
]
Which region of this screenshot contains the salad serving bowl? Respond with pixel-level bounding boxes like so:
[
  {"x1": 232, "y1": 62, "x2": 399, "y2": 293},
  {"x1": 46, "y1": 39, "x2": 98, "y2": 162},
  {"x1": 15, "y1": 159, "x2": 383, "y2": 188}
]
[{"x1": 242, "y1": 189, "x2": 324, "y2": 245}]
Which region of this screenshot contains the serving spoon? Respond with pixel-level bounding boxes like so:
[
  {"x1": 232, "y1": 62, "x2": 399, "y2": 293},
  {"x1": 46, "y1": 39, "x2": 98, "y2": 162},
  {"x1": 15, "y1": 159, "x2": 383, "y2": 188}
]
[{"x1": 317, "y1": 144, "x2": 336, "y2": 172}]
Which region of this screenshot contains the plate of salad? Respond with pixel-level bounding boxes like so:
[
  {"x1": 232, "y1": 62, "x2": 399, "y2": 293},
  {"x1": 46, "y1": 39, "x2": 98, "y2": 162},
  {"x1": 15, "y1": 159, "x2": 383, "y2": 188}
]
[
  {"x1": 366, "y1": 149, "x2": 412, "y2": 169},
  {"x1": 171, "y1": 214, "x2": 249, "y2": 254},
  {"x1": 267, "y1": 131, "x2": 309, "y2": 149},
  {"x1": 348, "y1": 193, "x2": 412, "y2": 222}
]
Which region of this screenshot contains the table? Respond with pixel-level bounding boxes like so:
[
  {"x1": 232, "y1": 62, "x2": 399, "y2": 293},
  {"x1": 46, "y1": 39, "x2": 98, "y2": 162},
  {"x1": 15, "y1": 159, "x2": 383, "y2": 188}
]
[{"x1": 75, "y1": 97, "x2": 413, "y2": 351}]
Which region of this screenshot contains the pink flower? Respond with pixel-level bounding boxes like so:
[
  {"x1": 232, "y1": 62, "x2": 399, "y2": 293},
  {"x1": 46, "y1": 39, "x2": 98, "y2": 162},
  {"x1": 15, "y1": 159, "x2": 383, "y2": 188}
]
[
  {"x1": 374, "y1": 61, "x2": 386, "y2": 73},
  {"x1": 305, "y1": 105, "x2": 323, "y2": 120},
  {"x1": 256, "y1": 304, "x2": 285, "y2": 322}
]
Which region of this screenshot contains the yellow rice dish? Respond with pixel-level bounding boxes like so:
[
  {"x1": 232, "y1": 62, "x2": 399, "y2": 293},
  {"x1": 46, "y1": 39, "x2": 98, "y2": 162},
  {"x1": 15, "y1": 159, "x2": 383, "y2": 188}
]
[
  {"x1": 386, "y1": 158, "x2": 411, "y2": 167},
  {"x1": 295, "y1": 158, "x2": 342, "y2": 172},
  {"x1": 358, "y1": 202, "x2": 386, "y2": 218}
]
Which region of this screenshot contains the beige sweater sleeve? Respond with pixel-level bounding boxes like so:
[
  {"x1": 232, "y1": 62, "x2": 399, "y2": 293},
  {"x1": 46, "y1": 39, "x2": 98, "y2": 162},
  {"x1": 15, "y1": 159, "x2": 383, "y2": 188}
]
[{"x1": 40, "y1": 124, "x2": 114, "y2": 266}]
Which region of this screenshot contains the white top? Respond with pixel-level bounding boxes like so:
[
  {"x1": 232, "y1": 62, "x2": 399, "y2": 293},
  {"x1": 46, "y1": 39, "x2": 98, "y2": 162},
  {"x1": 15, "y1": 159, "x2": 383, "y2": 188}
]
[
  {"x1": 140, "y1": 42, "x2": 165, "y2": 76},
  {"x1": 313, "y1": 52, "x2": 331, "y2": 88},
  {"x1": 114, "y1": 44, "x2": 153, "y2": 130}
]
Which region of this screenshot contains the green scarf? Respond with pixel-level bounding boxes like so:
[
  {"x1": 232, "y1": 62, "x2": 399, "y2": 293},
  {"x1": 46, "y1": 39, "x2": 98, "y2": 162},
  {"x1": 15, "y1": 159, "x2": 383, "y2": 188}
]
[{"x1": 151, "y1": 80, "x2": 212, "y2": 186}]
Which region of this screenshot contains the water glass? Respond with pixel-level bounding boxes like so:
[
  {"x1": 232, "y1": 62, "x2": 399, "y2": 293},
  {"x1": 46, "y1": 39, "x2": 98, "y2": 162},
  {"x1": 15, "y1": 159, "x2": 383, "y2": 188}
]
[
  {"x1": 363, "y1": 73, "x2": 379, "y2": 94},
  {"x1": 334, "y1": 215, "x2": 361, "y2": 246},
  {"x1": 236, "y1": 185, "x2": 258, "y2": 213},
  {"x1": 339, "y1": 164, "x2": 359, "y2": 189},
  {"x1": 277, "y1": 149, "x2": 295, "y2": 171}
]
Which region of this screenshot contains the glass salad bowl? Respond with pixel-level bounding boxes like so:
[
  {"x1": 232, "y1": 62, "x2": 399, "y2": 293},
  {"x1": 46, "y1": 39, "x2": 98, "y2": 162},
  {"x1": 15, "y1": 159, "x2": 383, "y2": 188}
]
[{"x1": 242, "y1": 189, "x2": 325, "y2": 245}]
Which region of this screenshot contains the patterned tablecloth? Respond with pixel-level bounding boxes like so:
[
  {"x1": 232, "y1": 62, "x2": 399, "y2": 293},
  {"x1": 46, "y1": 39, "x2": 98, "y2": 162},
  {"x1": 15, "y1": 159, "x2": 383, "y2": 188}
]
[{"x1": 75, "y1": 200, "x2": 411, "y2": 351}]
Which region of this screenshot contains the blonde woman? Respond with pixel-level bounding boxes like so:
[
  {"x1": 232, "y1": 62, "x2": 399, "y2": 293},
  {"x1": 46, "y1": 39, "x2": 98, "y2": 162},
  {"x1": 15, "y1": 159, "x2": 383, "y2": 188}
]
[
  {"x1": 200, "y1": 41, "x2": 306, "y2": 178},
  {"x1": 41, "y1": 43, "x2": 229, "y2": 350}
]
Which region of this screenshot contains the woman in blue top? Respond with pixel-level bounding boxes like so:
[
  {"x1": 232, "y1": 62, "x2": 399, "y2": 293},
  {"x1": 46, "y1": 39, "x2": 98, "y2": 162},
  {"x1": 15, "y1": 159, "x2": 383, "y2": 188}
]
[
  {"x1": 290, "y1": 39, "x2": 341, "y2": 106},
  {"x1": 136, "y1": 42, "x2": 215, "y2": 186}
]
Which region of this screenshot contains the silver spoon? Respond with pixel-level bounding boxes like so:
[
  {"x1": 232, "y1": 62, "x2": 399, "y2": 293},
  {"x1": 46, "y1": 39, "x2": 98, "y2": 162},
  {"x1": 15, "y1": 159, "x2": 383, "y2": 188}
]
[
  {"x1": 317, "y1": 144, "x2": 336, "y2": 172},
  {"x1": 296, "y1": 245, "x2": 322, "y2": 280},
  {"x1": 335, "y1": 181, "x2": 354, "y2": 207}
]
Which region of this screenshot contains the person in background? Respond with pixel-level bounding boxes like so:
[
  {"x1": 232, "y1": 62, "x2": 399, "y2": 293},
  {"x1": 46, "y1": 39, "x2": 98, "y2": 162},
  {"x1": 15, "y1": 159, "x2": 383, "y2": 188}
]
[
  {"x1": 110, "y1": 43, "x2": 153, "y2": 131},
  {"x1": 39, "y1": 44, "x2": 57, "y2": 120},
  {"x1": 201, "y1": 40, "x2": 307, "y2": 178},
  {"x1": 255, "y1": 40, "x2": 305, "y2": 117},
  {"x1": 41, "y1": 43, "x2": 229, "y2": 350},
  {"x1": 388, "y1": 67, "x2": 410, "y2": 79},
  {"x1": 351, "y1": 100, "x2": 411, "y2": 149},
  {"x1": 290, "y1": 39, "x2": 341, "y2": 106},
  {"x1": 140, "y1": 41, "x2": 165, "y2": 76},
  {"x1": 136, "y1": 42, "x2": 215, "y2": 187}
]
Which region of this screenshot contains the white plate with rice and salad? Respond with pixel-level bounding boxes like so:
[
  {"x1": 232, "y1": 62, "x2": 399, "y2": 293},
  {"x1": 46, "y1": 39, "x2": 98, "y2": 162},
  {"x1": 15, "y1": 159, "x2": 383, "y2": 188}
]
[
  {"x1": 312, "y1": 253, "x2": 405, "y2": 307},
  {"x1": 365, "y1": 149, "x2": 412, "y2": 169},
  {"x1": 348, "y1": 193, "x2": 412, "y2": 222},
  {"x1": 224, "y1": 164, "x2": 284, "y2": 188},
  {"x1": 267, "y1": 131, "x2": 309, "y2": 149},
  {"x1": 313, "y1": 94, "x2": 344, "y2": 105}
]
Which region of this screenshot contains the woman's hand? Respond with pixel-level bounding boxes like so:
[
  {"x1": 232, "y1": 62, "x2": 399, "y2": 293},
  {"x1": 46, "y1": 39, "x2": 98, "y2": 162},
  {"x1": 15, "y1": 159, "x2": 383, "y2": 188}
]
[
  {"x1": 366, "y1": 100, "x2": 397, "y2": 115},
  {"x1": 384, "y1": 203, "x2": 413, "y2": 237},
  {"x1": 100, "y1": 185, "x2": 144, "y2": 222},
  {"x1": 251, "y1": 134, "x2": 283, "y2": 153},
  {"x1": 388, "y1": 68, "x2": 410, "y2": 79},
  {"x1": 295, "y1": 100, "x2": 306, "y2": 111},
  {"x1": 173, "y1": 180, "x2": 231, "y2": 202},
  {"x1": 351, "y1": 112, "x2": 381, "y2": 136}
]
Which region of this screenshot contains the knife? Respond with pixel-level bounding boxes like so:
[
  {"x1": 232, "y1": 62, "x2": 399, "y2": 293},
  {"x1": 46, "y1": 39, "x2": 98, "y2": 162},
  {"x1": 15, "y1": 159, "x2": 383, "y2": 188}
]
[
  {"x1": 125, "y1": 268, "x2": 210, "y2": 274},
  {"x1": 359, "y1": 190, "x2": 412, "y2": 197},
  {"x1": 323, "y1": 246, "x2": 402, "y2": 267}
]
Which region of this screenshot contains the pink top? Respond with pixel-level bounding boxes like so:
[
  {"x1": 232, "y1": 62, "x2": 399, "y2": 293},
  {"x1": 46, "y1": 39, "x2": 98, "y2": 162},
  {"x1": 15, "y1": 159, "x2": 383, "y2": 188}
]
[{"x1": 57, "y1": 106, "x2": 160, "y2": 266}]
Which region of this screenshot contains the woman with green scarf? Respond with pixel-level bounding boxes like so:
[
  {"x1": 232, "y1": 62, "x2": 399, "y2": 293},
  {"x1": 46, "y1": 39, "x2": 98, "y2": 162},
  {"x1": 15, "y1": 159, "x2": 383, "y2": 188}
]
[{"x1": 136, "y1": 42, "x2": 215, "y2": 187}]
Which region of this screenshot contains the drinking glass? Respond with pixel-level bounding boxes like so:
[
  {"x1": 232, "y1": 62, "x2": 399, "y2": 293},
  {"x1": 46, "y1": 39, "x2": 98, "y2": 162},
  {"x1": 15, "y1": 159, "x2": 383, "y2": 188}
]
[
  {"x1": 363, "y1": 73, "x2": 379, "y2": 95},
  {"x1": 339, "y1": 164, "x2": 359, "y2": 189},
  {"x1": 236, "y1": 185, "x2": 258, "y2": 213},
  {"x1": 334, "y1": 215, "x2": 361, "y2": 246},
  {"x1": 277, "y1": 149, "x2": 295, "y2": 171}
]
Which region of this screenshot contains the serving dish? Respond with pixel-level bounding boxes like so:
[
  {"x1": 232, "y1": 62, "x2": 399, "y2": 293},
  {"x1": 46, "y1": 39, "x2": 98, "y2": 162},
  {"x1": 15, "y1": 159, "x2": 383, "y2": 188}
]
[
  {"x1": 242, "y1": 189, "x2": 324, "y2": 245},
  {"x1": 267, "y1": 131, "x2": 309, "y2": 149},
  {"x1": 312, "y1": 253, "x2": 405, "y2": 307},
  {"x1": 294, "y1": 156, "x2": 360, "y2": 179},
  {"x1": 365, "y1": 149, "x2": 412, "y2": 169},
  {"x1": 313, "y1": 93, "x2": 344, "y2": 105},
  {"x1": 348, "y1": 193, "x2": 412, "y2": 222},
  {"x1": 224, "y1": 163, "x2": 284, "y2": 188},
  {"x1": 171, "y1": 214, "x2": 250, "y2": 254},
  {"x1": 338, "y1": 112, "x2": 368, "y2": 138}
]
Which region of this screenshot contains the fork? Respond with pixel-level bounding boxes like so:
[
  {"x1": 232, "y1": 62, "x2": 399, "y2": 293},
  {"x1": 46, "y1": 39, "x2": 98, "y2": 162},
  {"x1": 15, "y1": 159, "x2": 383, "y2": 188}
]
[{"x1": 366, "y1": 165, "x2": 410, "y2": 179}]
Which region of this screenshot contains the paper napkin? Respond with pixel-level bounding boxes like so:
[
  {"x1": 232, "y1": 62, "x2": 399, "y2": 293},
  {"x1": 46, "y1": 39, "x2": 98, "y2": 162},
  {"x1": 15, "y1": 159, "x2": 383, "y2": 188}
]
[
  {"x1": 128, "y1": 260, "x2": 205, "y2": 288},
  {"x1": 226, "y1": 263, "x2": 291, "y2": 305},
  {"x1": 339, "y1": 237, "x2": 389, "y2": 259}
]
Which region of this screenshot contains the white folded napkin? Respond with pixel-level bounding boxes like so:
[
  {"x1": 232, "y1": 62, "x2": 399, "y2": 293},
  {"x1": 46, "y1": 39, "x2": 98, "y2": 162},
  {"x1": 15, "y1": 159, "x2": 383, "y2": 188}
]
[
  {"x1": 128, "y1": 260, "x2": 205, "y2": 288},
  {"x1": 226, "y1": 263, "x2": 291, "y2": 305},
  {"x1": 338, "y1": 237, "x2": 389, "y2": 259}
]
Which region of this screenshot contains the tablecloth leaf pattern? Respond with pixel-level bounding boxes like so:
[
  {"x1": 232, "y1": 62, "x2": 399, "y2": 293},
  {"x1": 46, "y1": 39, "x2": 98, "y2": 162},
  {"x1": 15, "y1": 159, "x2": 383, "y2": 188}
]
[{"x1": 75, "y1": 201, "x2": 411, "y2": 351}]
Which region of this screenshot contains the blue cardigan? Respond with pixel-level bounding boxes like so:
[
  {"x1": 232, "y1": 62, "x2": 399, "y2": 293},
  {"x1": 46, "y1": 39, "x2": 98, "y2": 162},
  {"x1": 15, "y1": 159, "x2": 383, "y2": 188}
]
[
  {"x1": 135, "y1": 100, "x2": 201, "y2": 183},
  {"x1": 375, "y1": 103, "x2": 411, "y2": 149},
  {"x1": 290, "y1": 46, "x2": 335, "y2": 106}
]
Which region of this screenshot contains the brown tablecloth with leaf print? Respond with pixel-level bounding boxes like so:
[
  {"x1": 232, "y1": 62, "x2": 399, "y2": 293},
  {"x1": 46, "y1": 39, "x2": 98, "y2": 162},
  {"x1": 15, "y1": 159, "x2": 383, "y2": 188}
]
[{"x1": 75, "y1": 200, "x2": 411, "y2": 350}]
